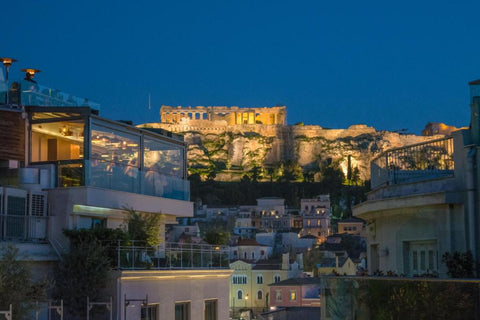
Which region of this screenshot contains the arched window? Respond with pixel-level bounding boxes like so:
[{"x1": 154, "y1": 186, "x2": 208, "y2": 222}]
[
  {"x1": 252, "y1": 252, "x2": 255, "y2": 259},
  {"x1": 257, "y1": 275, "x2": 263, "y2": 284},
  {"x1": 237, "y1": 290, "x2": 243, "y2": 300},
  {"x1": 257, "y1": 290, "x2": 263, "y2": 300},
  {"x1": 274, "y1": 275, "x2": 281, "y2": 283}
]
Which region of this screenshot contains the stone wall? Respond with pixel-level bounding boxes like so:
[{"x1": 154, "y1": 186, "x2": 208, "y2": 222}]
[{"x1": 138, "y1": 120, "x2": 441, "y2": 181}]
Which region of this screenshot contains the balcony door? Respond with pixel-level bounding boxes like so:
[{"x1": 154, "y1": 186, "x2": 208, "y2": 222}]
[{"x1": 409, "y1": 240, "x2": 438, "y2": 276}]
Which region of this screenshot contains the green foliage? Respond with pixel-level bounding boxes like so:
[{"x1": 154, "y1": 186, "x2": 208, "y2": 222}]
[
  {"x1": 125, "y1": 208, "x2": 163, "y2": 247},
  {"x1": 441, "y1": 251, "x2": 475, "y2": 278},
  {"x1": 55, "y1": 237, "x2": 111, "y2": 319},
  {"x1": 0, "y1": 244, "x2": 50, "y2": 319},
  {"x1": 356, "y1": 279, "x2": 478, "y2": 320},
  {"x1": 204, "y1": 229, "x2": 230, "y2": 245}
]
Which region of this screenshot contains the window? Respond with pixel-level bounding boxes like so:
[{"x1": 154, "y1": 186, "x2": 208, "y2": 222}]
[
  {"x1": 204, "y1": 300, "x2": 217, "y2": 320},
  {"x1": 257, "y1": 290, "x2": 263, "y2": 300},
  {"x1": 409, "y1": 241, "x2": 437, "y2": 276},
  {"x1": 290, "y1": 290, "x2": 297, "y2": 301},
  {"x1": 257, "y1": 275, "x2": 263, "y2": 284},
  {"x1": 274, "y1": 275, "x2": 281, "y2": 283},
  {"x1": 275, "y1": 290, "x2": 282, "y2": 301},
  {"x1": 232, "y1": 275, "x2": 247, "y2": 284},
  {"x1": 237, "y1": 290, "x2": 243, "y2": 300},
  {"x1": 31, "y1": 121, "x2": 85, "y2": 162},
  {"x1": 141, "y1": 304, "x2": 158, "y2": 320},
  {"x1": 251, "y1": 252, "x2": 255, "y2": 259},
  {"x1": 175, "y1": 302, "x2": 190, "y2": 320}
]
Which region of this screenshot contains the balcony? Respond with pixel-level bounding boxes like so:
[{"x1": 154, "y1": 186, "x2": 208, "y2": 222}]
[
  {"x1": 27, "y1": 106, "x2": 190, "y2": 202},
  {"x1": 321, "y1": 276, "x2": 480, "y2": 319},
  {"x1": 114, "y1": 242, "x2": 230, "y2": 270},
  {"x1": 2, "y1": 80, "x2": 100, "y2": 110},
  {"x1": 0, "y1": 214, "x2": 48, "y2": 241},
  {"x1": 371, "y1": 137, "x2": 454, "y2": 189}
]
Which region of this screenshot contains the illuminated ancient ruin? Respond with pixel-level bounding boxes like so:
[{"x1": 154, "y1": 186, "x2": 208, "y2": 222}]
[{"x1": 160, "y1": 105, "x2": 287, "y2": 125}]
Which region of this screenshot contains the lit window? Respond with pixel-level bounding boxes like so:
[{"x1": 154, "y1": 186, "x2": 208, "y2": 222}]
[{"x1": 290, "y1": 290, "x2": 297, "y2": 301}]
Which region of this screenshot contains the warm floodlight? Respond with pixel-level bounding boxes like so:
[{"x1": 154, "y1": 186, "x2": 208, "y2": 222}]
[{"x1": 21, "y1": 68, "x2": 41, "y2": 82}]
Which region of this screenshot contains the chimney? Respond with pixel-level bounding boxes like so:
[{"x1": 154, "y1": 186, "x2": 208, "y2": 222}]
[
  {"x1": 282, "y1": 252, "x2": 290, "y2": 270},
  {"x1": 296, "y1": 253, "x2": 304, "y2": 270},
  {"x1": 469, "y1": 79, "x2": 480, "y2": 145}
]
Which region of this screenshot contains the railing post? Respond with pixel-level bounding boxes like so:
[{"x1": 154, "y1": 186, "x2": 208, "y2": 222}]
[{"x1": 117, "y1": 240, "x2": 121, "y2": 269}]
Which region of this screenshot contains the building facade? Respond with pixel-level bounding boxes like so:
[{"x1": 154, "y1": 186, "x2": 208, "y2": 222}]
[
  {"x1": 0, "y1": 74, "x2": 233, "y2": 319},
  {"x1": 353, "y1": 80, "x2": 480, "y2": 277}
]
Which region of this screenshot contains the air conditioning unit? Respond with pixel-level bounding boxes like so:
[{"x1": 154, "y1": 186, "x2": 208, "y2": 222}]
[
  {"x1": 2, "y1": 187, "x2": 27, "y2": 239},
  {"x1": 27, "y1": 191, "x2": 48, "y2": 240}
]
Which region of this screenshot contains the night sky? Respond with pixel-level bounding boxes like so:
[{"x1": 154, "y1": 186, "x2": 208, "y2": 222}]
[{"x1": 2, "y1": 1, "x2": 479, "y2": 134}]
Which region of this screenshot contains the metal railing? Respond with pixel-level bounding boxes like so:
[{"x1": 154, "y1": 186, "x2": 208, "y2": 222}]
[
  {"x1": 0, "y1": 214, "x2": 48, "y2": 241},
  {"x1": 371, "y1": 137, "x2": 454, "y2": 189},
  {"x1": 115, "y1": 241, "x2": 230, "y2": 270}
]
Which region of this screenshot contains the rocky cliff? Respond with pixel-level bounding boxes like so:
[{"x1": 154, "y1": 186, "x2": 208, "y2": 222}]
[{"x1": 139, "y1": 119, "x2": 442, "y2": 181}]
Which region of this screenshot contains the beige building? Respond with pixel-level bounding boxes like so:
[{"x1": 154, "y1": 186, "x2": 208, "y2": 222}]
[
  {"x1": 337, "y1": 217, "x2": 365, "y2": 237},
  {"x1": 229, "y1": 253, "x2": 303, "y2": 317},
  {"x1": 353, "y1": 79, "x2": 480, "y2": 277}
]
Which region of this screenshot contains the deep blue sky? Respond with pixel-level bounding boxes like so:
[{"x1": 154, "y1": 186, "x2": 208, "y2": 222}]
[{"x1": 2, "y1": 1, "x2": 479, "y2": 133}]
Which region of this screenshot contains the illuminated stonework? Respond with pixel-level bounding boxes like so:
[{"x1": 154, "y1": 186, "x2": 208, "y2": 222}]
[{"x1": 160, "y1": 105, "x2": 287, "y2": 125}]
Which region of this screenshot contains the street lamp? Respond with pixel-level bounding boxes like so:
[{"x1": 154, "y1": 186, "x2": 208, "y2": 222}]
[{"x1": 0, "y1": 57, "x2": 17, "y2": 104}]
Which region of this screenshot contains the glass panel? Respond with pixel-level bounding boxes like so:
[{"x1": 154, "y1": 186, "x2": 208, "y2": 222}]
[
  {"x1": 141, "y1": 305, "x2": 158, "y2": 320},
  {"x1": 412, "y1": 251, "x2": 418, "y2": 271},
  {"x1": 428, "y1": 250, "x2": 434, "y2": 270},
  {"x1": 31, "y1": 121, "x2": 85, "y2": 162},
  {"x1": 420, "y1": 251, "x2": 426, "y2": 271},
  {"x1": 175, "y1": 303, "x2": 189, "y2": 320},
  {"x1": 90, "y1": 122, "x2": 140, "y2": 193},
  {"x1": 59, "y1": 163, "x2": 84, "y2": 187},
  {"x1": 21, "y1": 80, "x2": 100, "y2": 109},
  {"x1": 144, "y1": 137, "x2": 184, "y2": 178},
  {"x1": 204, "y1": 300, "x2": 217, "y2": 320}
]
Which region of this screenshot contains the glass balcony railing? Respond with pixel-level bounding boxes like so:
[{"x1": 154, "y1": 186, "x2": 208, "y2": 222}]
[
  {"x1": 0, "y1": 214, "x2": 49, "y2": 241},
  {"x1": 321, "y1": 276, "x2": 480, "y2": 320},
  {"x1": 371, "y1": 137, "x2": 454, "y2": 189},
  {"x1": 1, "y1": 79, "x2": 100, "y2": 110},
  {"x1": 53, "y1": 160, "x2": 190, "y2": 201},
  {"x1": 114, "y1": 242, "x2": 230, "y2": 270}
]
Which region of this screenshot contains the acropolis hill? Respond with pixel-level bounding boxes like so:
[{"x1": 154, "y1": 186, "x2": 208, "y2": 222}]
[{"x1": 139, "y1": 105, "x2": 444, "y2": 181}]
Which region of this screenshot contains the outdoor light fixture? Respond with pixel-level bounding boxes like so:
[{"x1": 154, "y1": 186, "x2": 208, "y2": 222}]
[
  {"x1": 21, "y1": 68, "x2": 41, "y2": 83},
  {"x1": 0, "y1": 57, "x2": 18, "y2": 104}
]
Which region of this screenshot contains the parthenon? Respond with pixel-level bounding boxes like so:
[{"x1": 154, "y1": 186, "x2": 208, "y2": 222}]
[{"x1": 160, "y1": 105, "x2": 287, "y2": 125}]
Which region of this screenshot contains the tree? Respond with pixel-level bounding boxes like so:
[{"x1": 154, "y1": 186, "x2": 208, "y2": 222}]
[
  {"x1": 204, "y1": 228, "x2": 230, "y2": 245},
  {"x1": 442, "y1": 251, "x2": 475, "y2": 278},
  {"x1": 55, "y1": 237, "x2": 111, "y2": 319},
  {"x1": 0, "y1": 244, "x2": 50, "y2": 319},
  {"x1": 125, "y1": 208, "x2": 163, "y2": 247}
]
